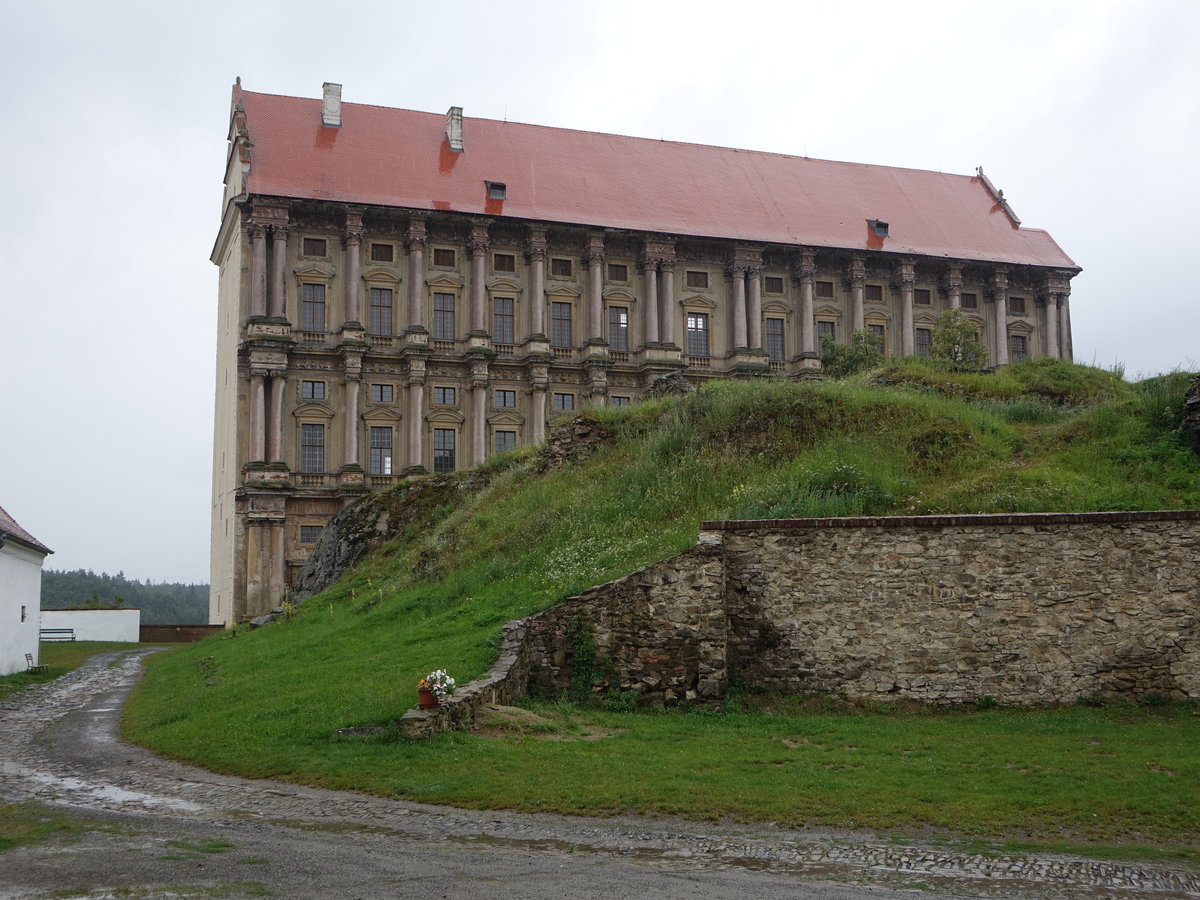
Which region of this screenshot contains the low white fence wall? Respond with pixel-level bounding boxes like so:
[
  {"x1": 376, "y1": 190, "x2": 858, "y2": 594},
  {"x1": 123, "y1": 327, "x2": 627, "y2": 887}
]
[{"x1": 41, "y1": 609, "x2": 141, "y2": 643}]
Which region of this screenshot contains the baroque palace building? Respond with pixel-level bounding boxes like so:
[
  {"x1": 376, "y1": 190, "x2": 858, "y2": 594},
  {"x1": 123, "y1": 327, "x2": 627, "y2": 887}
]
[{"x1": 210, "y1": 81, "x2": 1079, "y2": 625}]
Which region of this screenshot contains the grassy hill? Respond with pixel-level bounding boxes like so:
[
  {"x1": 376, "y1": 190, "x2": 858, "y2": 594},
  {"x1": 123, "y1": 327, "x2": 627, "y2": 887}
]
[{"x1": 123, "y1": 360, "x2": 1200, "y2": 852}]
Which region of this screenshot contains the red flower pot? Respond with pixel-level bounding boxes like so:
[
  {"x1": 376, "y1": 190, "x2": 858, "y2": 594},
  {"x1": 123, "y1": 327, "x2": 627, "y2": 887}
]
[{"x1": 418, "y1": 687, "x2": 439, "y2": 709}]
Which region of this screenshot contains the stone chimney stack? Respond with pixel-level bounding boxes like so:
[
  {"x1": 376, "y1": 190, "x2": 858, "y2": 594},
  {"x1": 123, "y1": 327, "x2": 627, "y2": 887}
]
[
  {"x1": 322, "y1": 82, "x2": 342, "y2": 127},
  {"x1": 445, "y1": 106, "x2": 463, "y2": 152}
]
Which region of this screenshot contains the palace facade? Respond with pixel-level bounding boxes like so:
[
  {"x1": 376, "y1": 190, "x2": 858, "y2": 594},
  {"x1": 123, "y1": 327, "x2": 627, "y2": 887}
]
[{"x1": 210, "y1": 81, "x2": 1079, "y2": 625}]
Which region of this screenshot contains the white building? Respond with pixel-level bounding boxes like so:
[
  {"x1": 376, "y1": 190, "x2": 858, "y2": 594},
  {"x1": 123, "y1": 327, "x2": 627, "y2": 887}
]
[{"x1": 0, "y1": 504, "x2": 52, "y2": 675}]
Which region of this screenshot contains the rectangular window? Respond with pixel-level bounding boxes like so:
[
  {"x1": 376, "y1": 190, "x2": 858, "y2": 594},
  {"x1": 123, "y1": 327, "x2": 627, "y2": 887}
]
[
  {"x1": 551, "y1": 301, "x2": 572, "y2": 348},
  {"x1": 686, "y1": 270, "x2": 709, "y2": 290},
  {"x1": 608, "y1": 306, "x2": 629, "y2": 351},
  {"x1": 299, "y1": 525, "x2": 322, "y2": 544},
  {"x1": 432, "y1": 292, "x2": 455, "y2": 340},
  {"x1": 607, "y1": 263, "x2": 628, "y2": 282},
  {"x1": 300, "y1": 423, "x2": 325, "y2": 473},
  {"x1": 494, "y1": 430, "x2": 517, "y2": 453},
  {"x1": 915, "y1": 327, "x2": 932, "y2": 357},
  {"x1": 961, "y1": 292, "x2": 978, "y2": 309},
  {"x1": 610, "y1": 395, "x2": 630, "y2": 407},
  {"x1": 302, "y1": 237, "x2": 326, "y2": 257},
  {"x1": 1010, "y1": 334, "x2": 1028, "y2": 361},
  {"x1": 686, "y1": 312, "x2": 709, "y2": 357},
  {"x1": 493, "y1": 252, "x2": 516, "y2": 273},
  {"x1": 301, "y1": 380, "x2": 325, "y2": 400},
  {"x1": 433, "y1": 247, "x2": 456, "y2": 267},
  {"x1": 370, "y1": 383, "x2": 393, "y2": 403},
  {"x1": 369, "y1": 287, "x2": 393, "y2": 335},
  {"x1": 369, "y1": 426, "x2": 393, "y2": 475},
  {"x1": 764, "y1": 276, "x2": 785, "y2": 294},
  {"x1": 817, "y1": 320, "x2": 836, "y2": 342},
  {"x1": 495, "y1": 389, "x2": 516, "y2": 408},
  {"x1": 433, "y1": 386, "x2": 456, "y2": 405},
  {"x1": 433, "y1": 428, "x2": 456, "y2": 473},
  {"x1": 1009, "y1": 296, "x2": 1027, "y2": 315},
  {"x1": 815, "y1": 281, "x2": 835, "y2": 299},
  {"x1": 765, "y1": 317, "x2": 785, "y2": 361},
  {"x1": 865, "y1": 284, "x2": 883, "y2": 302},
  {"x1": 492, "y1": 296, "x2": 515, "y2": 343},
  {"x1": 301, "y1": 283, "x2": 326, "y2": 331},
  {"x1": 550, "y1": 258, "x2": 573, "y2": 278},
  {"x1": 553, "y1": 392, "x2": 575, "y2": 412},
  {"x1": 915, "y1": 288, "x2": 932, "y2": 305},
  {"x1": 370, "y1": 243, "x2": 394, "y2": 263}
]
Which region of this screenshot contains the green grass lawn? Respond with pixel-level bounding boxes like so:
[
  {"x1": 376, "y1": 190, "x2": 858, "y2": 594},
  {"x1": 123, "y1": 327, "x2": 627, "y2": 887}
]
[{"x1": 124, "y1": 361, "x2": 1200, "y2": 862}]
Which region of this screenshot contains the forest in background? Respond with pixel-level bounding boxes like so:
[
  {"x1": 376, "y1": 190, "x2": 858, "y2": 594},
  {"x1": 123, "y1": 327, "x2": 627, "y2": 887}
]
[{"x1": 41, "y1": 569, "x2": 208, "y2": 624}]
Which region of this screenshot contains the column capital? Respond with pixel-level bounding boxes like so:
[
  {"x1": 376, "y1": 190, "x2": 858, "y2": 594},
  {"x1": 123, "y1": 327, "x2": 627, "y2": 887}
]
[
  {"x1": 640, "y1": 256, "x2": 660, "y2": 273},
  {"x1": 585, "y1": 233, "x2": 606, "y2": 264},
  {"x1": 845, "y1": 254, "x2": 867, "y2": 288},
  {"x1": 793, "y1": 249, "x2": 817, "y2": 283},
  {"x1": 469, "y1": 221, "x2": 491, "y2": 255},
  {"x1": 891, "y1": 257, "x2": 916, "y2": 290},
  {"x1": 271, "y1": 223, "x2": 289, "y2": 240},
  {"x1": 527, "y1": 226, "x2": 548, "y2": 260},
  {"x1": 246, "y1": 222, "x2": 267, "y2": 241},
  {"x1": 406, "y1": 216, "x2": 427, "y2": 249},
  {"x1": 941, "y1": 262, "x2": 964, "y2": 292}
]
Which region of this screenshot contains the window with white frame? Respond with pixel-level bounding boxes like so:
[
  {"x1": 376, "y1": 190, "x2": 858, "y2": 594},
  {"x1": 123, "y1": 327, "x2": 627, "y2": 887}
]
[
  {"x1": 686, "y1": 312, "x2": 709, "y2": 357},
  {"x1": 765, "y1": 317, "x2": 785, "y2": 361},
  {"x1": 608, "y1": 306, "x2": 629, "y2": 351},
  {"x1": 494, "y1": 430, "x2": 517, "y2": 453},
  {"x1": 369, "y1": 426, "x2": 393, "y2": 475},
  {"x1": 301, "y1": 380, "x2": 325, "y2": 400},
  {"x1": 553, "y1": 392, "x2": 575, "y2": 412},
  {"x1": 915, "y1": 327, "x2": 932, "y2": 357},
  {"x1": 300, "y1": 423, "x2": 325, "y2": 473}
]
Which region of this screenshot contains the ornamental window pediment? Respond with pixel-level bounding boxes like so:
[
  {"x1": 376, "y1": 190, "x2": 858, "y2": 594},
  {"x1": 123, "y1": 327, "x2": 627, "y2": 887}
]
[
  {"x1": 487, "y1": 278, "x2": 523, "y2": 293},
  {"x1": 362, "y1": 407, "x2": 402, "y2": 423},
  {"x1": 426, "y1": 272, "x2": 465, "y2": 289},
  {"x1": 679, "y1": 294, "x2": 717, "y2": 310},
  {"x1": 814, "y1": 303, "x2": 842, "y2": 318},
  {"x1": 294, "y1": 262, "x2": 336, "y2": 280},
  {"x1": 362, "y1": 267, "x2": 401, "y2": 285},
  {"x1": 602, "y1": 287, "x2": 638, "y2": 304},
  {"x1": 487, "y1": 411, "x2": 525, "y2": 426},
  {"x1": 426, "y1": 408, "x2": 466, "y2": 424},
  {"x1": 761, "y1": 300, "x2": 792, "y2": 315},
  {"x1": 1008, "y1": 319, "x2": 1035, "y2": 334},
  {"x1": 292, "y1": 403, "x2": 334, "y2": 419},
  {"x1": 545, "y1": 284, "x2": 582, "y2": 299},
  {"x1": 914, "y1": 312, "x2": 940, "y2": 327}
]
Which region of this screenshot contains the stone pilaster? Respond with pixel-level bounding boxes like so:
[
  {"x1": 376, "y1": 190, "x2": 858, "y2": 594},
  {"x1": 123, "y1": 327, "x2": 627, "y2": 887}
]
[
  {"x1": 405, "y1": 217, "x2": 426, "y2": 333},
  {"x1": 895, "y1": 259, "x2": 916, "y2": 357},
  {"x1": 797, "y1": 250, "x2": 817, "y2": 358},
  {"x1": 747, "y1": 266, "x2": 763, "y2": 350},
  {"x1": 847, "y1": 255, "x2": 866, "y2": 334},
  {"x1": 943, "y1": 263, "x2": 964, "y2": 310},
  {"x1": 268, "y1": 520, "x2": 286, "y2": 608},
  {"x1": 267, "y1": 372, "x2": 286, "y2": 462},
  {"x1": 641, "y1": 257, "x2": 659, "y2": 345},
  {"x1": 249, "y1": 223, "x2": 267, "y2": 319},
  {"x1": 269, "y1": 224, "x2": 289, "y2": 319},
  {"x1": 343, "y1": 376, "x2": 360, "y2": 467},
  {"x1": 659, "y1": 260, "x2": 676, "y2": 346},
  {"x1": 526, "y1": 227, "x2": 547, "y2": 340},
  {"x1": 728, "y1": 265, "x2": 747, "y2": 350},
  {"x1": 343, "y1": 210, "x2": 363, "y2": 325},
  {"x1": 469, "y1": 221, "x2": 489, "y2": 335},
  {"x1": 470, "y1": 356, "x2": 489, "y2": 465},
  {"x1": 529, "y1": 361, "x2": 549, "y2": 444},
  {"x1": 991, "y1": 267, "x2": 1010, "y2": 366},
  {"x1": 249, "y1": 373, "x2": 266, "y2": 462},
  {"x1": 586, "y1": 233, "x2": 605, "y2": 344},
  {"x1": 406, "y1": 360, "x2": 427, "y2": 474}
]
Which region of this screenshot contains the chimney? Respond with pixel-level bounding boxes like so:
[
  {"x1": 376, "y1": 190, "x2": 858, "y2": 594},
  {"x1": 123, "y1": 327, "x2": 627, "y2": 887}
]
[
  {"x1": 445, "y1": 106, "x2": 463, "y2": 152},
  {"x1": 322, "y1": 82, "x2": 342, "y2": 127}
]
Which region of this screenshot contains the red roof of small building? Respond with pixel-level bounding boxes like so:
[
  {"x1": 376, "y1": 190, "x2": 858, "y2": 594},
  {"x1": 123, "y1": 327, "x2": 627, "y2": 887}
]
[
  {"x1": 237, "y1": 86, "x2": 1078, "y2": 271},
  {"x1": 0, "y1": 504, "x2": 52, "y2": 555}
]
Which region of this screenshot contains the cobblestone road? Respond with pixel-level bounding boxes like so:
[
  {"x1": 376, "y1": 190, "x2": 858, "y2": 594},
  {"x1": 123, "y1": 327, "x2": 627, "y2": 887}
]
[{"x1": 1, "y1": 650, "x2": 1196, "y2": 899}]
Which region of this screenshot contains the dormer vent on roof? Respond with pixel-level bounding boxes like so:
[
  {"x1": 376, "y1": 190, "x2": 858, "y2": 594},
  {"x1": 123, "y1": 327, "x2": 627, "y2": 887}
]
[
  {"x1": 869, "y1": 219, "x2": 889, "y2": 238},
  {"x1": 486, "y1": 181, "x2": 506, "y2": 200},
  {"x1": 446, "y1": 106, "x2": 464, "y2": 152},
  {"x1": 322, "y1": 82, "x2": 342, "y2": 127}
]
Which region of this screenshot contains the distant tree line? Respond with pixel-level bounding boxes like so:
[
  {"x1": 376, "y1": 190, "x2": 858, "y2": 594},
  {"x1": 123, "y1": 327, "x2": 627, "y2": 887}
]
[{"x1": 41, "y1": 569, "x2": 208, "y2": 624}]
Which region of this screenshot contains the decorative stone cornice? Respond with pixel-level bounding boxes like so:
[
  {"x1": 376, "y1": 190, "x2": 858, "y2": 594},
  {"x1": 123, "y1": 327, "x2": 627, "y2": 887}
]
[
  {"x1": 793, "y1": 249, "x2": 816, "y2": 284},
  {"x1": 527, "y1": 226, "x2": 548, "y2": 261},
  {"x1": 890, "y1": 257, "x2": 916, "y2": 291},
  {"x1": 585, "y1": 233, "x2": 606, "y2": 264},
  {"x1": 844, "y1": 254, "x2": 866, "y2": 289}
]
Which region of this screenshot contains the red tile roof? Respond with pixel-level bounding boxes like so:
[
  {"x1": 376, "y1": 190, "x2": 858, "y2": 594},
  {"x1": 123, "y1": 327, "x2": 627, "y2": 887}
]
[
  {"x1": 0, "y1": 504, "x2": 52, "y2": 555},
  {"x1": 237, "y1": 86, "x2": 1078, "y2": 271}
]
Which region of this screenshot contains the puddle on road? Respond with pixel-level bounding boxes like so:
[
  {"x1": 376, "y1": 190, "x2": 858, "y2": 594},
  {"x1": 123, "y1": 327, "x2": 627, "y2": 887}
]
[{"x1": 1, "y1": 760, "x2": 202, "y2": 813}]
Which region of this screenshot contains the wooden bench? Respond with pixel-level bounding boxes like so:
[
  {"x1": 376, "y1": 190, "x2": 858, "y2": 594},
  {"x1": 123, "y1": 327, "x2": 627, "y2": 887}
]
[
  {"x1": 25, "y1": 653, "x2": 49, "y2": 674},
  {"x1": 40, "y1": 628, "x2": 76, "y2": 642}
]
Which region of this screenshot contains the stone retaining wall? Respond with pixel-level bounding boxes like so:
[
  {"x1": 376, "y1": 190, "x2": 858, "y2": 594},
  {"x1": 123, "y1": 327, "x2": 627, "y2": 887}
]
[
  {"x1": 400, "y1": 511, "x2": 1200, "y2": 735},
  {"x1": 140, "y1": 625, "x2": 225, "y2": 643}
]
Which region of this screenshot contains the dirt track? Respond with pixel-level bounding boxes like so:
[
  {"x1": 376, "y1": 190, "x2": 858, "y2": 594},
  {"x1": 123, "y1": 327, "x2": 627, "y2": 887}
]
[{"x1": 1, "y1": 650, "x2": 1196, "y2": 899}]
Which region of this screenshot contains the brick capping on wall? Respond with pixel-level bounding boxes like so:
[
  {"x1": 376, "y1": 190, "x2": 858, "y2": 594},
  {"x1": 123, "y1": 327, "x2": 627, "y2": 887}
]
[{"x1": 394, "y1": 510, "x2": 1200, "y2": 738}]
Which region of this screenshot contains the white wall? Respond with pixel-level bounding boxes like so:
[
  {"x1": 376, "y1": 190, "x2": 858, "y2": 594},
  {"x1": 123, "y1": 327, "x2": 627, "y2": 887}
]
[
  {"x1": 0, "y1": 542, "x2": 46, "y2": 675},
  {"x1": 40, "y1": 608, "x2": 141, "y2": 643}
]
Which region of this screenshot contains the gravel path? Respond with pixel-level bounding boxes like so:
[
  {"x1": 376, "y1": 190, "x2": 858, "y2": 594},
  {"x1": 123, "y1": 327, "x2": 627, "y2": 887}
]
[{"x1": 1, "y1": 650, "x2": 1196, "y2": 899}]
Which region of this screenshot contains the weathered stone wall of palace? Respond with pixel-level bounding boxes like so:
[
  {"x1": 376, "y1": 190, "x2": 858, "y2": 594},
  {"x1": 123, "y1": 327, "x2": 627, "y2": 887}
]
[
  {"x1": 400, "y1": 511, "x2": 1200, "y2": 736},
  {"x1": 530, "y1": 511, "x2": 1200, "y2": 707}
]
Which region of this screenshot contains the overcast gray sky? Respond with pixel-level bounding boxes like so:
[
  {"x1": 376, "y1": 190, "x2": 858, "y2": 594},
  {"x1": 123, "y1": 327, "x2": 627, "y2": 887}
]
[{"x1": 1, "y1": 0, "x2": 1196, "y2": 584}]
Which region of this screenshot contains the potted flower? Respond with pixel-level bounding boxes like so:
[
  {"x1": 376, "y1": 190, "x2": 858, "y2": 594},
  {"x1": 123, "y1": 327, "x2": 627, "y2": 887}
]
[{"x1": 417, "y1": 669, "x2": 456, "y2": 709}]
